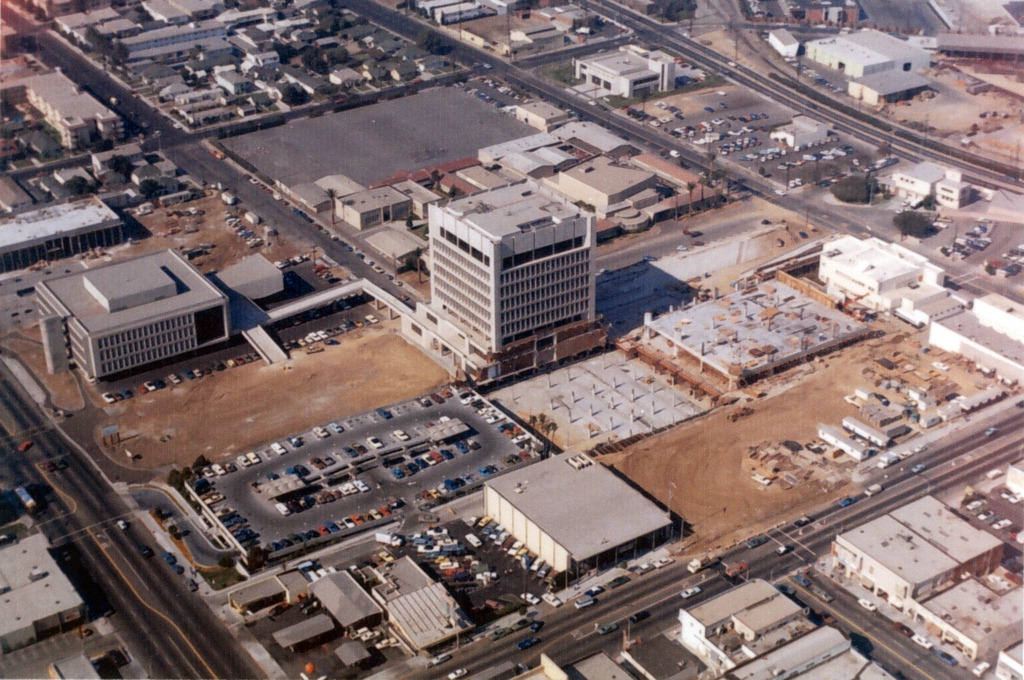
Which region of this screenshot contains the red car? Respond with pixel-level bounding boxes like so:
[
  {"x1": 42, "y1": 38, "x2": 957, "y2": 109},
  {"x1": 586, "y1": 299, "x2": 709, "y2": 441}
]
[{"x1": 18, "y1": 440, "x2": 33, "y2": 452}]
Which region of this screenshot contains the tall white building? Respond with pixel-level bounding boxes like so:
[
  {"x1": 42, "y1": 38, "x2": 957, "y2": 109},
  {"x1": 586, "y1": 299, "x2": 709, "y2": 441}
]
[
  {"x1": 404, "y1": 180, "x2": 604, "y2": 383},
  {"x1": 573, "y1": 45, "x2": 677, "y2": 99}
]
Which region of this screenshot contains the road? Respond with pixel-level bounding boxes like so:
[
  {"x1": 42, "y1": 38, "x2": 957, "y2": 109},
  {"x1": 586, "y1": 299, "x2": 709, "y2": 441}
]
[
  {"x1": 399, "y1": 409, "x2": 1024, "y2": 679},
  {"x1": 0, "y1": 363, "x2": 264, "y2": 680}
]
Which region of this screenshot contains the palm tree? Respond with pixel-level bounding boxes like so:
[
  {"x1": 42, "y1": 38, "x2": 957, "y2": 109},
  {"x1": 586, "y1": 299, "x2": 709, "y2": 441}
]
[
  {"x1": 325, "y1": 188, "x2": 337, "y2": 225},
  {"x1": 686, "y1": 181, "x2": 697, "y2": 216}
]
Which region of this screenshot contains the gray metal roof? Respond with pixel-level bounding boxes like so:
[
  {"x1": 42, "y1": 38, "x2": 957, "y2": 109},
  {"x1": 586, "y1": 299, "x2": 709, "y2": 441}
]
[
  {"x1": 271, "y1": 614, "x2": 335, "y2": 648},
  {"x1": 308, "y1": 572, "x2": 382, "y2": 628},
  {"x1": 485, "y1": 454, "x2": 670, "y2": 562}
]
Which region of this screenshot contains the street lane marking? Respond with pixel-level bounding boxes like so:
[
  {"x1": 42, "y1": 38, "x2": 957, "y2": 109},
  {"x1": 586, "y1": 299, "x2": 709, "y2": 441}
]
[{"x1": 88, "y1": 527, "x2": 218, "y2": 679}]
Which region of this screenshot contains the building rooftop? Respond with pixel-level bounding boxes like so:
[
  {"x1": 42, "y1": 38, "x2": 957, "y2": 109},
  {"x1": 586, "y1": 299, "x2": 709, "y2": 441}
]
[
  {"x1": 0, "y1": 534, "x2": 84, "y2": 642},
  {"x1": 479, "y1": 132, "x2": 559, "y2": 164},
  {"x1": 340, "y1": 185, "x2": 407, "y2": 212},
  {"x1": 271, "y1": 614, "x2": 334, "y2": 648},
  {"x1": 17, "y1": 72, "x2": 118, "y2": 126},
  {"x1": 854, "y1": 70, "x2": 929, "y2": 95},
  {"x1": 769, "y1": 28, "x2": 799, "y2": 47},
  {"x1": 555, "y1": 156, "x2": 654, "y2": 197},
  {"x1": 822, "y1": 235, "x2": 927, "y2": 284},
  {"x1": 565, "y1": 652, "x2": 631, "y2": 679},
  {"x1": 38, "y1": 249, "x2": 227, "y2": 334},
  {"x1": 485, "y1": 453, "x2": 669, "y2": 563},
  {"x1": 647, "y1": 280, "x2": 868, "y2": 380},
  {"x1": 838, "y1": 514, "x2": 958, "y2": 585},
  {"x1": 888, "y1": 496, "x2": 1002, "y2": 564},
  {"x1": 729, "y1": 627, "x2": 850, "y2": 680},
  {"x1": 365, "y1": 227, "x2": 425, "y2": 261},
  {"x1": 551, "y1": 122, "x2": 632, "y2": 156},
  {"x1": 372, "y1": 556, "x2": 471, "y2": 650},
  {"x1": 440, "y1": 180, "x2": 583, "y2": 240},
  {"x1": 0, "y1": 196, "x2": 119, "y2": 250},
  {"x1": 808, "y1": 29, "x2": 928, "y2": 66},
  {"x1": 685, "y1": 579, "x2": 785, "y2": 627},
  {"x1": 923, "y1": 579, "x2": 1022, "y2": 649},
  {"x1": 516, "y1": 100, "x2": 568, "y2": 122},
  {"x1": 896, "y1": 161, "x2": 947, "y2": 184},
  {"x1": 937, "y1": 32, "x2": 1024, "y2": 56},
  {"x1": 308, "y1": 572, "x2": 382, "y2": 628}
]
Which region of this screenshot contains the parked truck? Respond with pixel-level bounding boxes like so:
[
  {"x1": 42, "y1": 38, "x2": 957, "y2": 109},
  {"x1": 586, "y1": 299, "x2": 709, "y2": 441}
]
[
  {"x1": 723, "y1": 561, "x2": 748, "y2": 578},
  {"x1": 876, "y1": 452, "x2": 899, "y2": 469},
  {"x1": 687, "y1": 555, "x2": 718, "y2": 574},
  {"x1": 221, "y1": 191, "x2": 237, "y2": 206},
  {"x1": 374, "y1": 532, "x2": 403, "y2": 547}
]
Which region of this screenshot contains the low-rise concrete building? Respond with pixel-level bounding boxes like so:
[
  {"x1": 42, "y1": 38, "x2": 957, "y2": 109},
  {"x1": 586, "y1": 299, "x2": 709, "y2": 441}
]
[
  {"x1": 308, "y1": 571, "x2": 383, "y2": 632},
  {"x1": 768, "y1": 29, "x2": 800, "y2": 58},
  {"x1": 769, "y1": 115, "x2": 830, "y2": 150},
  {"x1": 337, "y1": 186, "x2": 411, "y2": 230},
  {"x1": 36, "y1": 249, "x2": 230, "y2": 380},
  {"x1": 916, "y1": 579, "x2": 1021, "y2": 661},
  {"x1": 574, "y1": 45, "x2": 677, "y2": 99},
  {"x1": 514, "y1": 101, "x2": 572, "y2": 132},
  {"x1": 679, "y1": 579, "x2": 814, "y2": 675},
  {"x1": 891, "y1": 161, "x2": 971, "y2": 209},
  {"x1": 1, "y1": 72, "x2": 122, "y2": 150},
  {"x1": 484, "y1": 453, "x2": 672, "y2": 574},
  {"x1": 804, "y1": 30, "x2": 931, "y2": 79},
  {"x1": 0, "y1": 196, "x2": 124, "y2": 273},
  {"x1": 849, "y1": 71, "x2": 930, "y2": 105},
  {"x1": 0, "y1": 534, "x2": 86, "y2": 654},
  {"x1": 832, "y1": 496, "x2": 1003, "y2": 613},
  {"x1": 928, "y1": 293, "x2": 1024, "y2": 383},
  {"x1": 543, "y1": 155, "x2": 657, "y2": 217}
]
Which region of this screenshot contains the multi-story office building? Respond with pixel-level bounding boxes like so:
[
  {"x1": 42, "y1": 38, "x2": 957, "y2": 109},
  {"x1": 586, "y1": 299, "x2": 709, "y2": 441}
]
[
  {"x1": 0, "y1": 196, "x2": 124, "y2": 273},
  {"x1": 403, "y1": 180, "x2": 604, "y2": 383},
  {"x1": 36, "y1": 249, "x2": 229, "y2": 380}
]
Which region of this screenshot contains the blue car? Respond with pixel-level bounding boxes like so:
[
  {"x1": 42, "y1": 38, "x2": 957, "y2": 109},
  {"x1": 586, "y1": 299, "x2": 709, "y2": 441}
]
[
  {"x1": 172, "y1": 564, "x2": 185, "y2": 575},
  {"x1": 325, "y1": 521, "x2": 340, "y2": 533},
  {"x1": 406, "y1": 462, "x2": 418, "y2": 475},
  {"x1": 440, "y1": 449, "x2": 455, "y2": 460},
  {"x1": 414, "y1": 458, "x2": 429, "y2": 470},
  {"x1": 793, "y1": 573, "x2": 812, "y2": 587},
  {"x1": 161, "y1": 551, "x2": 176, "y2": 565},
  {"x1": 838, "y1": 497, "x2": 857, "y2": 508},
  {"x1": 343, "y1": 447, "x2": 358, "y2": 458},
  {"x1": 454, "y1": 441, "x2": 469, "y2": 454},
  {"x1": 391, "y1": 467, "x2": 405, "y2": 479},
  {"x1": 328, "y1": 422, "x2": 344, "y2": 433},
  {"x1": 518, "y1": 637, "x2": 540, "y2": 650}
]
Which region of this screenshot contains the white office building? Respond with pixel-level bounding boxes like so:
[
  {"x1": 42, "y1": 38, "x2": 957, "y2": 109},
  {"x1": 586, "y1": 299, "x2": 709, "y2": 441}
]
[
  {"x1": 769, "y1": 115, "x2": 831, "y2": 150},
  {"x1": 403, "y1": 180, "x2": 604, "y2": 383},
  {"x1": 819, "y1": 235, "x2": 960, "y2": 327},
  {"x1": 574, "y1": 45, "x2": 677, "y2": 99},
  {"x1": 36, "y1": 249, "x2": 230, "y2": 380},
  {"x1": 928, "y1": 293, "x2": 1024, "y2": 383}
]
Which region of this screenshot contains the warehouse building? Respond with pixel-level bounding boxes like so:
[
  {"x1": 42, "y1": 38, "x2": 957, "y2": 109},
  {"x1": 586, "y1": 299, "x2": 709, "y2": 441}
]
[
  {"x1": 483, "y1": 453, "x2": 672, "y2": 575},
  {"x1": 936, "y1": 33, "x2": 1024, "y2": 62},
  {"x1": 402, "y1": 180, "x2": 605, "y2": 384},
  {"x1": 914, "y1": 579, "x2": 1021, "y2": 661},
  {"x1": 768, "y1": 29, "x2": 799, "y2": 59},
  {"x1": 0, "y1": 196, "x2": 124, "y2": 273},
  {"x1": 0, "y1": 534, "x2": 86, "y2": 654},
  {"x1": 336, "y1": 186, "x2": 411, "y2": 231},
  {"x1": 804, "y1": 30, "x2": 930, "y2": 79},
  {"x1": 848, "y1": 71, "x2": 930, "y2": 105},
  {"x1": 35, "y1": 249, "x2": 230, "y2": 380},
  {"x1": 832, "y1": 496, "x2": 1002, "y2": 613},
  {"x1": 929, "y1": 293, "x2": 1024, "y2": 384}
]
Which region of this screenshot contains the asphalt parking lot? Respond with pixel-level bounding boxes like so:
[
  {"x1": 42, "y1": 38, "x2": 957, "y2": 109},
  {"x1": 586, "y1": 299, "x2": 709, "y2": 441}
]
[{"x1": 197, "y1": 389, "x2": 540, "y2": 559}]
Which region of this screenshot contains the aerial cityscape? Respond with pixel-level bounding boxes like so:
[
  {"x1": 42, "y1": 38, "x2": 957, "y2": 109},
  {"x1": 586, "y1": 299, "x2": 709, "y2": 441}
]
[{"x1": 0, "y1": 0, "x2": 1022, "y2": 675}]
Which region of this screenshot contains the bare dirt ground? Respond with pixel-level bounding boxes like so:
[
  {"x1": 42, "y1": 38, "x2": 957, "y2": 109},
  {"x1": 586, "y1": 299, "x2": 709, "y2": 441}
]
[
  {"x1": 97, "y1": 323, "x2": 448, "y2": 470},
  {"x1": 600, "y1": 318, "x2": 986, "y2": 555},
  {"x1": 0, "y1": 327, "x2": 84, "y2": 412},
  {"x1": 128, "y1": 193, "x2": 322, "y2": 275}
]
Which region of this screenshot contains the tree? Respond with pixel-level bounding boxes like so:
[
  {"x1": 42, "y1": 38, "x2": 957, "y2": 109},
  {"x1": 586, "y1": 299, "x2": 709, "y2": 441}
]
[
  {"x1": 218, "y1": 554, "x2": 234, "y2": 569},
  {"x1": 830, "y1": 175, "x2": 875, "y2": 204},
  {"x1": 139, "y1": 179, "x2": 162, "y2": 198},
  {"x1": 108, "y1": 154, "x2": 133, "y2": 181},
  {"x1": 64, "y1": 176, "x2": 92, "y2": 195},
  {"x1": 325, "y1": 187, "x2": 337, "y2": 225},
  {"x1": 893, "y1": 211, "x2": 932, "y2": 239},
  {"x1": 686, "y1": 181, "x2": 697, "y2": 215},
  {"x1": 193, "y1": 454, "x2": 210, "y2": 469},
  {"x1": 417, "y1": 29, "x2": 447, "y2": 55},
  {"x1": 279, "y1": 84, "x2": 308, "y2": 106}
]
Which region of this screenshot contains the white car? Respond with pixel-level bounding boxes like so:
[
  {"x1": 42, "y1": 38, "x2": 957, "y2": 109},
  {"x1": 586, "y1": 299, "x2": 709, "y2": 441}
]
[
  {"x1": 857, "y1": 598, "x2": 877, "y2": 612},
  {"x1": 354, "y1": 479, "x2": 371, "y2": 493},
  {"x1": 116, "y1": 519, "x2": 129, "y2": 530},
  {"x1": 101, "y1": 392, "x2": 117, "y2": 404},
  {"x1": 992, "y1": 519, "x2": 1012, "y2": 530},
  {"x1": 393, "y1": 429, "x2": 410, "y2": 441},
  {"x1": 680, "y1": 586, "x2": 702, "y2": 599},
  {"x1": 912, "y1": 634, "x2": 934, "y2": 649},
  {"x1": 521, "y1": 592, "x2": 541, "y2": 605},
  {"x1": 541, "y1": 592, "x2": 563, "y2": 607},
  {"x1": 447, "y1": 671, "x2": 467, "y2": 680},
  {"x1": 367, "y1": 436, "x2": 384, "y2": 449},
  {"x1": 973, "y1": 661, "x2": 990, "y2": 677},
  {"x1": 246, "y1": 451, "x2": 261, "y2": 465},
  {"x1": 676, "y1": 245, "x2": 689, "y2": 251},
  {"x1": 653, "y1": 558, "x2": 673, "y2": 568}
]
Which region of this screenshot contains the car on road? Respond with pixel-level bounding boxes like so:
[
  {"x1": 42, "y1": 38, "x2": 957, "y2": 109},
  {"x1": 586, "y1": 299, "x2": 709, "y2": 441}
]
[
  {"x1": 529, "y1": 620, "x2": 544, "y2": 632},
  {"x1": 893, "y1": 622, "x2": 914, "y2": 637},
  {"x1": 911, "y1": 464, "x2": 927, "y2": 474},
  {"x1": 608, "y1": 575, "x2": 630, "y2": 589},
  {"x1": 628, "y1": 610, "x2": 650, "y2": 624},
  {"x1": 984, "y1": 427, "x2": 997, "y2": 436},
  {"x1": 992, "y1": 519, "x2": 1012, "y2": 530},
  {"x1": 912, "y1": 634, "x2": 933, "y2": 649},
  {"x1": 793, "y1": 516, "x2": 811, "y2": 528},
  {"x1": 973, "y1": 661, "x2": 991, "y2": 676},
  {"x1": 838, "y1": 497, "x2": 857, "y2": 508},
  {"x1": 680, "y1": 586, "x2": 702, "y2": 599},
  {"x1": 652, "y1": 557, "x2": 673, "y2": 568},
  {"x1": 857, "y1": 598, "x2": 877, "y2": 612},
  {"x1": 542, "y1": 593, "x2": 563, "y2": 607},
  {"x1": 641, "y1": 255, "x2": 658, "y2": 262},
  {"x1": 584, "y1": 585, "x2": 605, "y2": 597},
  {"x1": 447, "y1": 671, "x2": 467, "y2": 680},
  {"x1": 746, "y1": 535, "x2": 769, "y2": 549},
  {"x1": 597, "y1": 623, "x2": 619, "y2": 635},
  {"x1": 518, "y1": 637, "x2": 541, "y2": 650},
  {"x1": 793, "y1": 573, "x2": 812, "y2": 587},
  {"x1": 676, "y1": 245, "x2": 689, "y2": 251},
  {"x1": 137, "y1": 544, "x2": 154, "y2": 558},
  {"x1": 934, "y1": 649, "x2": 958, "y2": 666},
  {"x1": 574, "y1": 596, "x2": 596, "y2": 609},
  {"x1": 116, "y1": 519, "x2": 129, "y2": 530},
  {"x1": 428, "y1": 653, "x2": 452, "y2": 667}
]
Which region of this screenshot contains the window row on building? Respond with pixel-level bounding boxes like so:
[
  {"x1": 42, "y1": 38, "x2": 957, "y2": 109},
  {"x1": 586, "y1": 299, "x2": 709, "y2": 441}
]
[
  {"x1": 437, "y1": 226, "x2": 491, "y2": 267},
  {"x1": 500, "y1": 235, "x2": 585, "y2": 271}
]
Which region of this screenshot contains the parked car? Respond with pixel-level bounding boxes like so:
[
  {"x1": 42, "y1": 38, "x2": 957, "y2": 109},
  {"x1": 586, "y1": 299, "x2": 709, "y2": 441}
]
[{"x1": 680, "y1": 586, "x2": 702, "y2": 599}]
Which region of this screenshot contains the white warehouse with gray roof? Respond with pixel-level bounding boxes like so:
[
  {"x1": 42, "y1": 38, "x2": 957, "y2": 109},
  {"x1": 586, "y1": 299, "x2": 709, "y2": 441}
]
[{"x1": 483, "y1": 453, "x2": 672, "y2": 574}]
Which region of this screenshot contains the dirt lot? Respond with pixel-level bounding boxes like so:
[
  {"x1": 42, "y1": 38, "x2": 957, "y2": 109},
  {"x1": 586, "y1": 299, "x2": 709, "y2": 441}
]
[
  {"x1": 600, "y1": 318, "x2": 992, "y2": 554},
  {"x1": 97, "y1": 323, "x2": 448, "y2": 470},
  {"x1": 130, "y1": 193, "x2": 321, "y2": 275}
]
